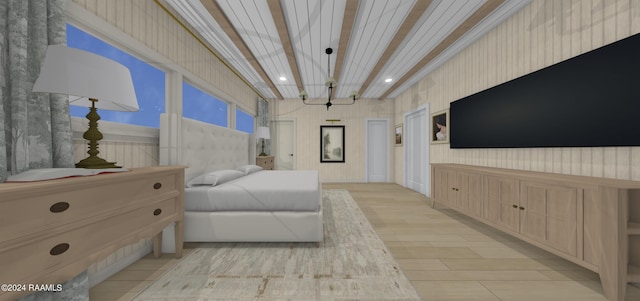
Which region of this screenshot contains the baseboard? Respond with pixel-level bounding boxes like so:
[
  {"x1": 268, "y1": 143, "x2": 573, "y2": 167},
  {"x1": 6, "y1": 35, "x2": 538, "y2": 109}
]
[
  {"x1": 88, "y1": 242, "x2": 153, "y2": 287},
  {"x1": 321, "y1": 179, "x2": 367, "y2": 183}
]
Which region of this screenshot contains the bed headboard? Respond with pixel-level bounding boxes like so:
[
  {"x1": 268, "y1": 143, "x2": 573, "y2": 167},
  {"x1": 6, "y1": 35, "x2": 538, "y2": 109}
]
[{"x1": 159, "y1": 113, "x2": 253, "y2": 183}]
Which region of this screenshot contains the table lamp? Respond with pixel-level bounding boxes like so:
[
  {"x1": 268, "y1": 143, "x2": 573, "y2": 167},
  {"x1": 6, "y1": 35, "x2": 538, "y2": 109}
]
[
  {"x1": 32, "y1": 45, "x2": 139, "y2": 169},
  {"x1": 256, "y1": 126, "x2": 271, "y2": 156}
]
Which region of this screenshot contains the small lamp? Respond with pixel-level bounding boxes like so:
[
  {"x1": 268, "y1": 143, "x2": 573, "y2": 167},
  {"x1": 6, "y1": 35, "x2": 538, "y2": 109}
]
[
  {"x1": 256, "y1": 126, "x2": 271, "y2": 157},
  {"x1": 32, "y1": 45, "x2": 139, "y2": 169}
]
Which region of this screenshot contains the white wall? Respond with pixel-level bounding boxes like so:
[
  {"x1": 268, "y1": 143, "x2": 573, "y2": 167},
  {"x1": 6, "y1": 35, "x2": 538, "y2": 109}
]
[
  {"x1": 271, "y1": 98, "x2": 394, "y2": 182},
  {"x1": 395, "y1": 0, "x2": 640, "y2": 183}
]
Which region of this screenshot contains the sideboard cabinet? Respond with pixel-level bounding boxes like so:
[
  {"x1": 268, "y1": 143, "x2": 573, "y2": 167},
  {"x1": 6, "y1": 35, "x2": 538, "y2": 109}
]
[
  {"x1": 0, "y1": 166, "x2": 185, "y2": 301},
  {"x1": 431, "y1": 164, "x2": 639, "y2": 301}
]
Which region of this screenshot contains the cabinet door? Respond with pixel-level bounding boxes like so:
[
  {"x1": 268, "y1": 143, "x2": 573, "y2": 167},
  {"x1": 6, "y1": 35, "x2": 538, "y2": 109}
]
[
  {"x1": 484, "y1": 176, "x2": 519, "y2": 232},
  {"x1": 432, "y1": 167, "x2": 445, "y2": 205},
  {"x1": 457, "y1": 172, "x2": 483, "y2": 218},
  {"x1": 433, "y1": 167, "x2": 455, "y2": 207},
  {"x1": 520, "y1": 181, "x2": 577, "y2": 256},
  {"x1": 445, "y1": 170, "x2": 458, "y2": 207}
]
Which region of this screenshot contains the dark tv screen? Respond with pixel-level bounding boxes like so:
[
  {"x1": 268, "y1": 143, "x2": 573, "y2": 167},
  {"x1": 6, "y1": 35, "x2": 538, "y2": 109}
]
[{"x1": 450, "y1": 33, "x2": 640, "y2": 149}]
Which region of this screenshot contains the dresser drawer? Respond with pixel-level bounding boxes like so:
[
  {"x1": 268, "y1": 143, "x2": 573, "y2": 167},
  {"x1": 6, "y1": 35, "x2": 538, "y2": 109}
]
[
  {"x1": 256, "y1": 156, "x2": 274, "y2": 170},
  {"x1": 0, "y1": 173, "x2": 177, "y2": 241},
  {"x1": 0, "y1": 196, "x2": 177, "y2": 284}
]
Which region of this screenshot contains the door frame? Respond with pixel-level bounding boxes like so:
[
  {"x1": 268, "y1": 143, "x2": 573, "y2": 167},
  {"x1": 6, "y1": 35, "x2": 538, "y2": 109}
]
[
  {"x1": 365, "y1": 118, "x2": 391, "y2": 182},
  {"x1": 403, "y1": 104, "x2": 430, "y2": 197},
  {"x1": 270, "y1": 118, "x2": 296, "y2": 170}
]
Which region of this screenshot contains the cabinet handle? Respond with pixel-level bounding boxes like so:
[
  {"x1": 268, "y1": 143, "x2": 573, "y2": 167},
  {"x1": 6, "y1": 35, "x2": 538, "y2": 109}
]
[
  {"x1": 50, "y1": 202, "x2": 70, "y2": 213},
  {"x1": 153, "y1": 182, "x2": 162, "y2": 190},
  {"x1": 50, "y1": 243, "x2": 70, "y2": 256},
  {"x1": 519, "y1": 206, "x2": 525, "y2": 210},
  {"x1": 451, "y1": 188, "x2": 456, "y2": 191},
  {"x1": 153, "y1": 209, "x2": 162, "y2": 216},
  {"x1": 512, "y1": 204, "x2": 518, "y2": 208}
]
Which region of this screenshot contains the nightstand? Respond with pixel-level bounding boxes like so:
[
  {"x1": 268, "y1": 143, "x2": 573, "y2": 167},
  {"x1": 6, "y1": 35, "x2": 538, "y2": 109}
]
[{"x1": 256, "y1": 156, "x2": 274, "y2": 170}]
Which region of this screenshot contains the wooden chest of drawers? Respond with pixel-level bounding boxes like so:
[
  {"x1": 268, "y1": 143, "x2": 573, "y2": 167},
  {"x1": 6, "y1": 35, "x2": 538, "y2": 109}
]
[
  {"x1": 0, "y1": 166, "x2": 185, "y2": 301},
  {"x1": 256, "y1": 156, "x2": 274, "y2": 170}
]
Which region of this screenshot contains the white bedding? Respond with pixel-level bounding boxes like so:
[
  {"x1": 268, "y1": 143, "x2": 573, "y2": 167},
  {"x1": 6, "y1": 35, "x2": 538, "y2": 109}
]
[
  {"x1": 160, "y1": 114, "x2": 323, "y2": 248},
  {"x1": 184, "y1": 170, "x2": 321, "y2": 212}
]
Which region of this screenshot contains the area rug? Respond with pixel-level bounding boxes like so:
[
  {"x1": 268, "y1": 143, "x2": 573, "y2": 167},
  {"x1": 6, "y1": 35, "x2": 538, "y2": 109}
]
[{"x1": 133, "y1": 189, "x2": 421, "y2": 300}]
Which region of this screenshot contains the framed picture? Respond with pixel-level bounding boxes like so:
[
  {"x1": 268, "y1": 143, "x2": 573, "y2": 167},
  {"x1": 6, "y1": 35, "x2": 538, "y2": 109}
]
[
  {"x1": 395, "y1": 124, "x2": 403, "y2": 146},
  {"x1": 431, "y1": 109, "x2": 449, "y2": 144},
  {"x1": 320, "y1": 125, "x2": 345, "y2": 163}
]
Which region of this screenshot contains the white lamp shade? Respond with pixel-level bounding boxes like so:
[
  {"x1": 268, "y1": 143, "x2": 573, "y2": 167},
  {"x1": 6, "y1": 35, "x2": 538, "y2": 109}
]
[
  {"x1": 32, "y1": 45, "x2": 139, "y2": 112},
  {"x1": 256, "y1": 126, "x2": 271, "y2": 139}
]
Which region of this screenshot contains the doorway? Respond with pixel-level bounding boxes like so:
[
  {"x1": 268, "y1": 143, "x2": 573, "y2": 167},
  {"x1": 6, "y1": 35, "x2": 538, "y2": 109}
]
[
  {"x1": 271, "y1": 119, "x2": 295, "y2": 170},
  {"x1": 366, "y1": 119, "x2": 389, "y2": 182},
  {"x1": 404, "y1": 105, "x2": 430, "y2": 196}
]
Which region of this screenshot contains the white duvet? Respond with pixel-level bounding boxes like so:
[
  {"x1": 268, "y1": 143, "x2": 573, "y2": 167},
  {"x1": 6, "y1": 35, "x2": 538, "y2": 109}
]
[{"x1": 184, "y1": 170, "x2": 321, "y2": 212}]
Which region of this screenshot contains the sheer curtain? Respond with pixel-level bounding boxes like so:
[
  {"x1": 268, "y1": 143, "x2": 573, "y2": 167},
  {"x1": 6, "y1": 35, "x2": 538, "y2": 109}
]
[
  {"x1": 257, "y1": 99, "x2": 270, "y2": 155},
  {"x1": 0, "y1": 1, "x2": 86, "y2": 300},
  {"x1": 0, "y1": 0, "x2": 74, "y2": 183}
]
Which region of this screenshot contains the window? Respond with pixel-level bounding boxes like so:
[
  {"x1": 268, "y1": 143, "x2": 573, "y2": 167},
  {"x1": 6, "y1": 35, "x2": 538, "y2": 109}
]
[
  {"x1": 66, "y1": 24, "x2": 165, "y2": 128},
  {"x1": 235, "y1": 108, "x2": 254, "y2": 134},
  {"x1": 182, "y1": 82, "x2": 228, "y2": 127}
]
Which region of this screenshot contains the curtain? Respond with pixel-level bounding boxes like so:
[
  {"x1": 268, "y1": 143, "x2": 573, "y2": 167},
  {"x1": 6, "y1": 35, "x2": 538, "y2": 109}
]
[
  {"x1": 257, "y1": 98, "x2": 270, "y2": 155},
  {"x1": 0, "y1": 1, "x2": 86, "y2": 300},
  {"x1": 0, "y1": 0, "x2": 74, "y2": 183}
]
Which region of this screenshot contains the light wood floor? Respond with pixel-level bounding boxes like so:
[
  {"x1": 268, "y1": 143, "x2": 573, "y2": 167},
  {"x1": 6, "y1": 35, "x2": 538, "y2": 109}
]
[{"x1": 90, "y1": 183, "x2": 640, "y2": 300}]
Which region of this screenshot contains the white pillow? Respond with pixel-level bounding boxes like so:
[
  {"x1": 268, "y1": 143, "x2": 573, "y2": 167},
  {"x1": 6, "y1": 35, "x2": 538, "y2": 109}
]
[
  {"x1": 186, "y1": 169, "x2": 244, "y2": 187},
  {"x1": 236, "y1": 164, "x2": 263, "y2": 175}
]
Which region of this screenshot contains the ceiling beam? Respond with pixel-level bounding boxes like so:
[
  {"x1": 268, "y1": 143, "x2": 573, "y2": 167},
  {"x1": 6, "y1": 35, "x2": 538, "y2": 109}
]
[
  {"x1": 378, "y1": 0, "x2": 505, "y2": 99},
  {"x1": 333, "y1": 0, "x2": 359, "y2": 98},
  {"x1": 268, "y1": 0, "x2": 303, "y2": 97},
  {"x1": 200, "y1": 0, "x2": 284, "y2": 100},
  {"x1": 357, "y1": 0, "x2": 431, "y2": 98}
]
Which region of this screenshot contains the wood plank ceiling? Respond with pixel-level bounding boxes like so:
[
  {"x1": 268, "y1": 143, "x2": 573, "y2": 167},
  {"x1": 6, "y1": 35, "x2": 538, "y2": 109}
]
[{"x1": 164, "y1": 0, "x2": 532, "y2": 101}]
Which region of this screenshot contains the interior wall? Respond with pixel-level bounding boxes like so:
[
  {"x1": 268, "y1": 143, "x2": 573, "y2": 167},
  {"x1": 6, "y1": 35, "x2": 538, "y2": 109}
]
[
  {"x1": 271, "y1": 98, "x2": 394, "y2": 182},
  {"x1": 70, "y1": 0, "x2": 260, "y2": 113},
  {"x1": 395, "y1": 0, "x2": 640, "y2": 182},
  {"x1": 68, "y1": 0, "x2": 262, "y2": 285}
]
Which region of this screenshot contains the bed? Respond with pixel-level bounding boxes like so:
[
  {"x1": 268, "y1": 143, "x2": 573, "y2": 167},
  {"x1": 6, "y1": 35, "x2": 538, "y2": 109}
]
[{"x1": 159, "y1": 114, "x2": 323, "y2": 252}]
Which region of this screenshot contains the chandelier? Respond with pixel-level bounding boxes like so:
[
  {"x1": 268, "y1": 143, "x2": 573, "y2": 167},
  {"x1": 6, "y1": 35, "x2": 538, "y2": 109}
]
[{"x1": 299, "y1": 48, "x2": 359, "y2": 110}]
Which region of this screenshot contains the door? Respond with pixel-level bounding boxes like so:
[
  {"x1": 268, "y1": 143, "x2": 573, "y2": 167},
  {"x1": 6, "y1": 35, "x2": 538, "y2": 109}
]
[
  {"x1": 404, "y1": 107, "x2": 429, "y2": 195},
  {"x1": 366, "y1": 119, "x2": 388, "y2": 182},
  {"x1": 271, "y1": 120, "x2": 295, "y2": 170}
]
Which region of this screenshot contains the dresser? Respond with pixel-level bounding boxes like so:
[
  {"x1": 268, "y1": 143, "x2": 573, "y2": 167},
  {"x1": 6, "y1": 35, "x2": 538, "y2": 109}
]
[
  {"x1": 0, "y1": 166, "x2": 185, "y2": 301},
  {"x1": 432, "y1": 164, "x2": 640, "y2": 301},
  {"x1": 256, "y1": 156, "x2": 274, "y2": 170}
]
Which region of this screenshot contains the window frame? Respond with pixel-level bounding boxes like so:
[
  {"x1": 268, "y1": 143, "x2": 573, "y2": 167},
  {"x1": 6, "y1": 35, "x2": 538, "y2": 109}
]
[
  {"x1": 182, "y1": 80, "x2": 230, "y2": 128},
  {"x1": 66, "y1": 23, "x2": 167, "y2": 129},
  {"x1": 235, "y1": 107, "x2": 256, "y2": 134},
  {"x1": 66, "y1": 3, "x2": 258, "y2": 142}
]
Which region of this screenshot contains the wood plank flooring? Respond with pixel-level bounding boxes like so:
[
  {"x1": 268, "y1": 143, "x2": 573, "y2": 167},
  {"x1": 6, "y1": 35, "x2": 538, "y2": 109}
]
[{"x1": 90, "y1": 183, "x2": 640, "y2": 300}]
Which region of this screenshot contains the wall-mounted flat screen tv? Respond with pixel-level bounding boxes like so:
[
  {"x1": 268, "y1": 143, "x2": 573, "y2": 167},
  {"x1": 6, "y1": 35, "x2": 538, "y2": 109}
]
[{"x1": 450, "y1": 32, "x2": 640, "y2": 149}]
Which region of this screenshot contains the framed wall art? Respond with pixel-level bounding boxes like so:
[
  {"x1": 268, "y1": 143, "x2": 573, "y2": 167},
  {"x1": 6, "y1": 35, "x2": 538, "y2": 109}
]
[
  {"x1": 320, "y1": 125, "x2": 345, "y2": 163},
  {"x1": 431, "y1": 109, "x2": 449, "y2": 144},
  {"x1": 395, "y1": 124, "x2": 403, "y2": 146}
]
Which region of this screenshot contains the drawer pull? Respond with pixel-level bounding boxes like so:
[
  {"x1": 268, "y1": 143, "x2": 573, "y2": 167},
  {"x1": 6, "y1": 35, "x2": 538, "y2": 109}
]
[
  {"x1": 519, "y1": 206, "x2": 525, "y2": 210},
  {"x1": 50, "y1": 202, "x2": 70, "y2": 213},
  {"x1": 512, "y1": 204, "x2": 518, "y2": 208},
  {"x1": 153, "y1": 182, "x2": 162, "y2": 190},
  {"x1": 50, "y1": 243, "x2": 69, "y2": 256},
  {"x1": 153, "y1": 209, "x2": 162, "y2": 216}
]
